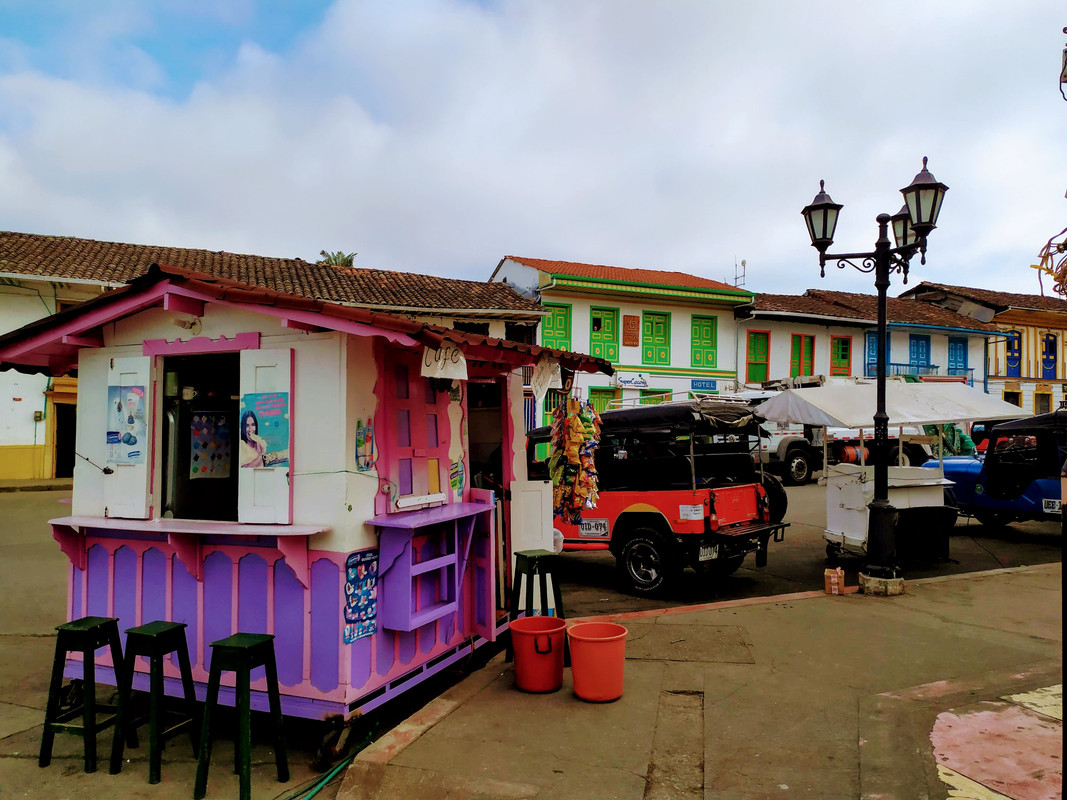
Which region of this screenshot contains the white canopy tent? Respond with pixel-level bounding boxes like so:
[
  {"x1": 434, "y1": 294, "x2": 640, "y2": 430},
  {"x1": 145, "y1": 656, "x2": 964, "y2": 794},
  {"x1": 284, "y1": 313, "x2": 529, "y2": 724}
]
[{"x1": 756, "y1": 381, "x2": 1025, "y2": 429}]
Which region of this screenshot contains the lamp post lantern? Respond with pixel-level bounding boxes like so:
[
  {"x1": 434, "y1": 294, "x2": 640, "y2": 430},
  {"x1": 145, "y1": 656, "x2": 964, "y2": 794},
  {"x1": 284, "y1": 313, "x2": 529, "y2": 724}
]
[{"x1": 801, "y1": 157, "x2": 948, "y2": 580}]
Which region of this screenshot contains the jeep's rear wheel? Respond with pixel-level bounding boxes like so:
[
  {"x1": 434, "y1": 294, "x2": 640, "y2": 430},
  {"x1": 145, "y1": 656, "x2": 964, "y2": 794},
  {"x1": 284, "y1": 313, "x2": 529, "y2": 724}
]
[
  {"x1": 784, "y1": 448, "x2": 812, "y2": 485},
  {"x1": 761, "y1": 473, "x2": 788, "y2": 523},
  {"x1": 616, "y1": 529, "x2": 678, "y2": 596}
]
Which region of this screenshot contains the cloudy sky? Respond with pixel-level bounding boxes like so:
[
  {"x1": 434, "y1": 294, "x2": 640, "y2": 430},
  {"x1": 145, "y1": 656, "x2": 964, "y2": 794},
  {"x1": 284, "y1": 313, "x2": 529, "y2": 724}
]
[{"x1": 0, "y1": 1, "x2": 1064, "y2": 296}]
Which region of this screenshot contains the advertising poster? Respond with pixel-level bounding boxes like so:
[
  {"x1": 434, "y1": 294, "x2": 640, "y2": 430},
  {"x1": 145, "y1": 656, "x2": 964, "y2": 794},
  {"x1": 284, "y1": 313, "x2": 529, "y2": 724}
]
[
  {"x1": 239, "y1": 392, "x2": 290, "y2": 468},
  {"x1": 190, "y1": 414, "x2": 232, "y2": 479},
  {"x1": 343, "y1": 551, "x2": 378, "y2": 643},
  {"x1": 106, "y1": 384, "x2": 146, "y2": 464}
]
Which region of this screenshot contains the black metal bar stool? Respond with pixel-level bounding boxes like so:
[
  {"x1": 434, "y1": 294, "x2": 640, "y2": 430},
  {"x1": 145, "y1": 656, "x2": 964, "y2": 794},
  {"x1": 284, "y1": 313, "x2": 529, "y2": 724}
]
[
  {"x1": 506, "y1": 549, "x2": 567, "y2": 662},
  {"x1": 39, "y1": 615, "x2": 131, "y2": 774},
  {"x1": 122, "y1": 620, "x2": 200, "y2": 784},
  {"x1": 194, "y1": 632, "x2": 289, "y2": 800}
]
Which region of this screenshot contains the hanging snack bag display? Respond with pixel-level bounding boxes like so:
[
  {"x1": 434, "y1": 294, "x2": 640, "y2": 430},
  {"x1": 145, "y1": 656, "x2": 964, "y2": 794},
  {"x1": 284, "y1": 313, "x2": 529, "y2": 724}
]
[{"x1": 548, "y1": 396, "x2": 602, "y2": 524}]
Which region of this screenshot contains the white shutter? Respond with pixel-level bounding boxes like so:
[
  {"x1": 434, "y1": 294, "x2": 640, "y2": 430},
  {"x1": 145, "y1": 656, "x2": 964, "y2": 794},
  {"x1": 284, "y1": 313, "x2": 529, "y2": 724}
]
[
  {"x1": 238, "y1": 348, "x2": 293, "y2": 523},
  {"x1": 104, "y1": 356, "x2": 152, "y2": 519},
  {"x1": 508, "y1": 480, "x2": 554, "y2": 568}
]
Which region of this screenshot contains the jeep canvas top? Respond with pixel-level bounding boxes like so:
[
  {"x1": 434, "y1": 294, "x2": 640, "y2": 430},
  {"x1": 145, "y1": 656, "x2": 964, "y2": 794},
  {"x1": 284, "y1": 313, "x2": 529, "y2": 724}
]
[{"x1": 527, "y1": 398, "x2": 788, "y2": 595}]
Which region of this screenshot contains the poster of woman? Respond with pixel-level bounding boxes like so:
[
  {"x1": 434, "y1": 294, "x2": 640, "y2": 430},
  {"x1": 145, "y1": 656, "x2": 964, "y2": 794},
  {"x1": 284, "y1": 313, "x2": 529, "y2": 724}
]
[{"x1": 239, "y1": 392, "x2": 290, "y2": 468}]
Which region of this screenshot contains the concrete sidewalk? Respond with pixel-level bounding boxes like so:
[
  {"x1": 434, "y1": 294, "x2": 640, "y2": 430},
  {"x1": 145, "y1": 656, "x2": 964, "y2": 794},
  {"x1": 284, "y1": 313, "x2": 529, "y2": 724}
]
[{"x1": 339, "y1": 563, "x2": 1062, "y2": 800}]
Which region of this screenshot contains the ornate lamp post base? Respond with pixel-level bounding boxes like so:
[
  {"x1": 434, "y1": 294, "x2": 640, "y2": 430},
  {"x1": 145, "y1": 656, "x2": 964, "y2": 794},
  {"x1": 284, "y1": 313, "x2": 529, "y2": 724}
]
[{"x1": 858, "y1": 571, "x2": 906, "y2": 597}]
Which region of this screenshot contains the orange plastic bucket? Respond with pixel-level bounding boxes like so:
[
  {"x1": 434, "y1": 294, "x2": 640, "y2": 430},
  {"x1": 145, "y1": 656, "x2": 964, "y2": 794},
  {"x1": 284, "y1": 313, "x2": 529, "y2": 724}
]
[
  {"x1": 567, "y1": 622, "x2": 628, "y2": 702},
  {"x1": 509, "y1": 616, "x2": 567, "y2": 693}
]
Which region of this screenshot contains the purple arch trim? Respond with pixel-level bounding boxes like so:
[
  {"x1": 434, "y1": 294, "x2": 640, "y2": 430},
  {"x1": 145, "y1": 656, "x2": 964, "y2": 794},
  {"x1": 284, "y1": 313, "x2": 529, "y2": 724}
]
[
  {"x1": 172, "y1": 557, "x2": 199, "y2": 667},
  {"x1": 310, "y1": 559, "x2": 339, "y2": 692},
  {"x1": 86, "y1": 545, "x2": 109, "y2": 618},
  {"x1": 113, "y1": 546, "x2": 138, "y2": 643},
  {"x1": 141, "y1": 548, "x2": 167, "y2": 627},
  {"x1": 376, "y1": 623, "x2": 394, "y2": 676},
  {"x1": 72, "y1": 565, "x2": 84, "y2": 621},
  {"x1": 349, "y1": 633, "x2": 371, "y2": 690},
  {"x1": 238, "y1": 553, "x2": 269, "y2": 682},
  {"x1": 203, "y1": 551, "x2": 233, "y2": 650},
  {"x1": 273, "y1": 560, "x2": 304, "y2": 687}
]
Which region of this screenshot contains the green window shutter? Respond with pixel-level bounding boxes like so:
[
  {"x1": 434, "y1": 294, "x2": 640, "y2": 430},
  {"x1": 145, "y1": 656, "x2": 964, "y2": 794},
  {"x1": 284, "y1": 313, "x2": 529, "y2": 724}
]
[
  {"x1": 690, "y1": 315, "x2": 718, "y2": 368},
  {"x1": 642, "y1": 312, "x2": 670, "y2": 365},
  {"x1": 790, "y1": 335, "x2": 801, "y2": 377},
  {"x1": 590, "y1": 307, "x2": 619, "y2": 361},
  {"x1": 541, "y1": 305, "x2": 571, "y2": 351}
]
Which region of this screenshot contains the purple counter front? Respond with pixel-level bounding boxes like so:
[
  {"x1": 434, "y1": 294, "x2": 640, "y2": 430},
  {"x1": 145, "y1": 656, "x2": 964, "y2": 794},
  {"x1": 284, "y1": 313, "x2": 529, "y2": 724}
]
[{"x1": 49, "y1": 499, "x2": 501, "y2": 720}]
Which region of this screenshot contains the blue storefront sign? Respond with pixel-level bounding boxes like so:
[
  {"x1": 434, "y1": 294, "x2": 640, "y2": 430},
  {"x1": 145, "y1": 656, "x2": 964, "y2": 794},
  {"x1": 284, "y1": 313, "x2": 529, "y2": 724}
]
[{"x1": 691, "y1": 379, "x2": 717, "y2": 392}]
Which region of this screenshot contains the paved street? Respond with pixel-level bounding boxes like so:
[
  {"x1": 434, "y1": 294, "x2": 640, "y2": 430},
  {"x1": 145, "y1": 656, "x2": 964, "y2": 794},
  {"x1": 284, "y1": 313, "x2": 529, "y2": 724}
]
[
  {"x1": 558, "y1": 482, "x2": 1063, "y2": 618},
  {"x1": 0, "y1": 484, "x2": 1060, "y2": 799}
]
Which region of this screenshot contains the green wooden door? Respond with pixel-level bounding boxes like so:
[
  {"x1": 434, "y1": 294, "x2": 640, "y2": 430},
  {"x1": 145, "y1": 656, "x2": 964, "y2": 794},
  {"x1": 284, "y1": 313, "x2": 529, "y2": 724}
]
[
  {"x1": 541, "y1": 305, "x2": 571, "y2": 350},
  {"x1": 747, "y1": 331, "x2": 769, "y2": 383},
  {"x1": 590, "y1": 308, "x2": 619, "y2": 361},
  {"x1": 642, "y1": 313, "x2": 670, "y2": 364}
]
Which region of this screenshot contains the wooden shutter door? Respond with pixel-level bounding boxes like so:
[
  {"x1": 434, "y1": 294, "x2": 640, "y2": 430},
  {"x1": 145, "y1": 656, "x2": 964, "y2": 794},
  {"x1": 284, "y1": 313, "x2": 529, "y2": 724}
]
[
  {"x1": 238, "y1": 348, "x2": 293, "y2": 524},
  {"x1": 104, "y1": 356, "x2": 153, "y2": 519}
]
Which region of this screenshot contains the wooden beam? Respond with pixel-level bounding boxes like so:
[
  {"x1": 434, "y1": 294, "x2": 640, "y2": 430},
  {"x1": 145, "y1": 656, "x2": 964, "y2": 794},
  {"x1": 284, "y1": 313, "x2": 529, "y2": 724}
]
[
  {"x1": 281, "y1": 318, "x2": 322, "y2": 333},
  {"x1": 163, "y1": 293, "x2": 205, "y2": 317},
  {"x1": 61, "y1": 333, "x2": 104, "y2": 348}
]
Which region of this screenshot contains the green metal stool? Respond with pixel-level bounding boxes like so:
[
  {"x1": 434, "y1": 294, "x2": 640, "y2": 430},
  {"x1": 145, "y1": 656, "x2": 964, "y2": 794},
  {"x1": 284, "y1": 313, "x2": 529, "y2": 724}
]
[
  {"x1": 193, "y1": 632, "x2": 289, "y2": 800},
  {"x1": 122, "y1": 620, "x2": 200, "y2": 784},
  {"x1": 39, "y1": 616, "x2": 131, "y2": 774},
  {"x1": 506, "y1": 549, "x2": 567, "y2": 662}
]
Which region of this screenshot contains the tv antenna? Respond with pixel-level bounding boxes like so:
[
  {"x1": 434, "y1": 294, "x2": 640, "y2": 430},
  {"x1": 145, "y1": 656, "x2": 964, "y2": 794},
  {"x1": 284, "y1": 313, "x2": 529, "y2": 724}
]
[{"x1": 731, "y1": 258, "x2": 747, "y2": 288}]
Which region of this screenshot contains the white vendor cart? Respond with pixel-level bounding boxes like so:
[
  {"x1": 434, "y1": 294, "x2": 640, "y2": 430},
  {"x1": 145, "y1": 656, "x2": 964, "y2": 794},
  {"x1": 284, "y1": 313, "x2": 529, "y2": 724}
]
[{"x1": 757, "y1": 382, "x2": 1025, "y2": 561}]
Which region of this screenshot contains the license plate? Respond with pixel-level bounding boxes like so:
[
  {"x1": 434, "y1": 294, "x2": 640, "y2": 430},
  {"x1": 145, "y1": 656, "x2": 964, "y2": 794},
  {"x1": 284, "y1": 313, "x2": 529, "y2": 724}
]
[
  {"x1": 1042, "y1": 498, "x2": 1061, "y2": 514},
  {"x1": 698, "y1": 544, "x2": 719, "y2": 562},
  {"x1": 578, "y1": 518, "x2": 610, "y2": 538}
]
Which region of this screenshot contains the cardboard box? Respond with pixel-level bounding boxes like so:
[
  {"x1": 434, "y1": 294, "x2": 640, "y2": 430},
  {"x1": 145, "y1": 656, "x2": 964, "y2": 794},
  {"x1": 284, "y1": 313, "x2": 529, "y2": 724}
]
[{"x1": 824, "y1": 567, "x2": 845, "y2": 595}]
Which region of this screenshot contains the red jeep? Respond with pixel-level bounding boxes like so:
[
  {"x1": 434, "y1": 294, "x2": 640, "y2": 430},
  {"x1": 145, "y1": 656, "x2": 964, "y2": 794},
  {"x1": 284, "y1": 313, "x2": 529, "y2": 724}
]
[{"x1": 528, "y1": 399, "x2": 788, "y2": 595}]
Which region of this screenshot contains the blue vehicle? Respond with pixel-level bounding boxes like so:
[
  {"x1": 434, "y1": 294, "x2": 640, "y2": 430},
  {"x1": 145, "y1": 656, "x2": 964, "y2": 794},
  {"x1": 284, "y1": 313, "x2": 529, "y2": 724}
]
[{"x1": 924, "y1": 409, "x2": 1065, "y2": 527}]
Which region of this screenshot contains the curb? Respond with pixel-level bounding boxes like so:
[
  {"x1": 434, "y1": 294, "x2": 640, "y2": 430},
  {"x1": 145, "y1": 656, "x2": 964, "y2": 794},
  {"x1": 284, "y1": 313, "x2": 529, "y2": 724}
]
[{"x1": 0, "y1": 481, "x2": 73, "y2": 493}]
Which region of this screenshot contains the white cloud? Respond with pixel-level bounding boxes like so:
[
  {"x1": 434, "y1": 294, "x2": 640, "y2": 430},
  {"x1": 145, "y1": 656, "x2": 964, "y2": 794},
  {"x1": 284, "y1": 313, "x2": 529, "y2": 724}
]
[{"x1": 0, "y1": 0, "x2": 1063, "y2": 297}]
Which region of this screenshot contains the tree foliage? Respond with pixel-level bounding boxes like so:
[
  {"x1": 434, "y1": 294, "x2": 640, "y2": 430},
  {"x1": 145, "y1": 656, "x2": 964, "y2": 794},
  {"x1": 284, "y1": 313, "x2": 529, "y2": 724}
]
[{"x1": 318, "y1": 249, "x2": 357, "y2": 267}]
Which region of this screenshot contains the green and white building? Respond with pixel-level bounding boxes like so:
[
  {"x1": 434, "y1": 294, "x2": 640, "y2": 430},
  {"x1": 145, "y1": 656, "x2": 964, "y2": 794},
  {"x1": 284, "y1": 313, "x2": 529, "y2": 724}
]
[{"x1": 490, "y1": 256, "x2": 754, "y2": 421}]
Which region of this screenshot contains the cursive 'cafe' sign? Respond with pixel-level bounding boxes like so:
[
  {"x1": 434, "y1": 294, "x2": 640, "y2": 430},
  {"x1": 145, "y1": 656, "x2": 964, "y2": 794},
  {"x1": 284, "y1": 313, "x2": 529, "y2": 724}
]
[{"x1": 421, "y1": 343, "x2": 468, "y2": 380}]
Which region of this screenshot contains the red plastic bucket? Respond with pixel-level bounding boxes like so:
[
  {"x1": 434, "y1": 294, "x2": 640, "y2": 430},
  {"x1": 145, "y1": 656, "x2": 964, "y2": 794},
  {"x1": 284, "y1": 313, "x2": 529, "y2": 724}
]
[
  {"x1": 567, "y1": 622, "x2": 628, "y2": 702},
  {"x1": 509, "y1": 616, "x2": 567, "y2": 693}
]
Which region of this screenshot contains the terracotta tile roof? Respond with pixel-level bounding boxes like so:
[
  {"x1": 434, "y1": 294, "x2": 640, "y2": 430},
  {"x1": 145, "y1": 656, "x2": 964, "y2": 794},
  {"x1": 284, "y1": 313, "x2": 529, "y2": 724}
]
[
  {"x1": 751, "y1": 290, "x2": 997, "y2": 331},
  {"x1": 901, "y1": 282, "x2": 1067, "y2": 313},
  {"x1": 0, "y1": 230, "x2": 539, "y2": 314},
  {"x1": 504, "y1": 255, "x2": 747, "y2": 293},
  {"x1": 0, "y1": 263, "x2": 613, "y2": 377}
]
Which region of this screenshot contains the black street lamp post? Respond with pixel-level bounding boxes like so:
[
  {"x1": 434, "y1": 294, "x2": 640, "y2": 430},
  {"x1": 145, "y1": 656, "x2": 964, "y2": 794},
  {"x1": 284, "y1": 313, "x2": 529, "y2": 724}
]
[{"x1": 801, "y1": 158, "x2": 948, "y2": 579}]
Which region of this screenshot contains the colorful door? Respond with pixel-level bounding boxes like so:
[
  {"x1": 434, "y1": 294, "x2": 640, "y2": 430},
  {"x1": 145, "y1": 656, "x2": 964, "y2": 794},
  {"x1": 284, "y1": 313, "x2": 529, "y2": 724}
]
[
  {"x1": 909, "y1": 335, "x2": 931, "y2": 368},
  {"x1": 590, "y1": 308, "x2": 619, "y2": 361},
  {"x1": 746, "y1": 331, "x2": 769, "y2": 383},
  {"x1": 642, "y1": 313, "x2": 670, "y2": 364},
  {"x1": 790, "y1": 335, "x2": 814, "y2": 377},
  {"x1": 1041, "y1": 334, "x2": 1057, "y2": 380},
  {"x1": 588, "y1": 387, "x2": 619, "y2": 414},
  {"x1": 947, "y1": 337, "x2": 968, "y2": 380},
  {"x1": 541, "y1": 305, "x2": 571, "y2": 350},
  {"x1": 1006, "y1": 331, "x2": 1021, "y2": 378}
]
